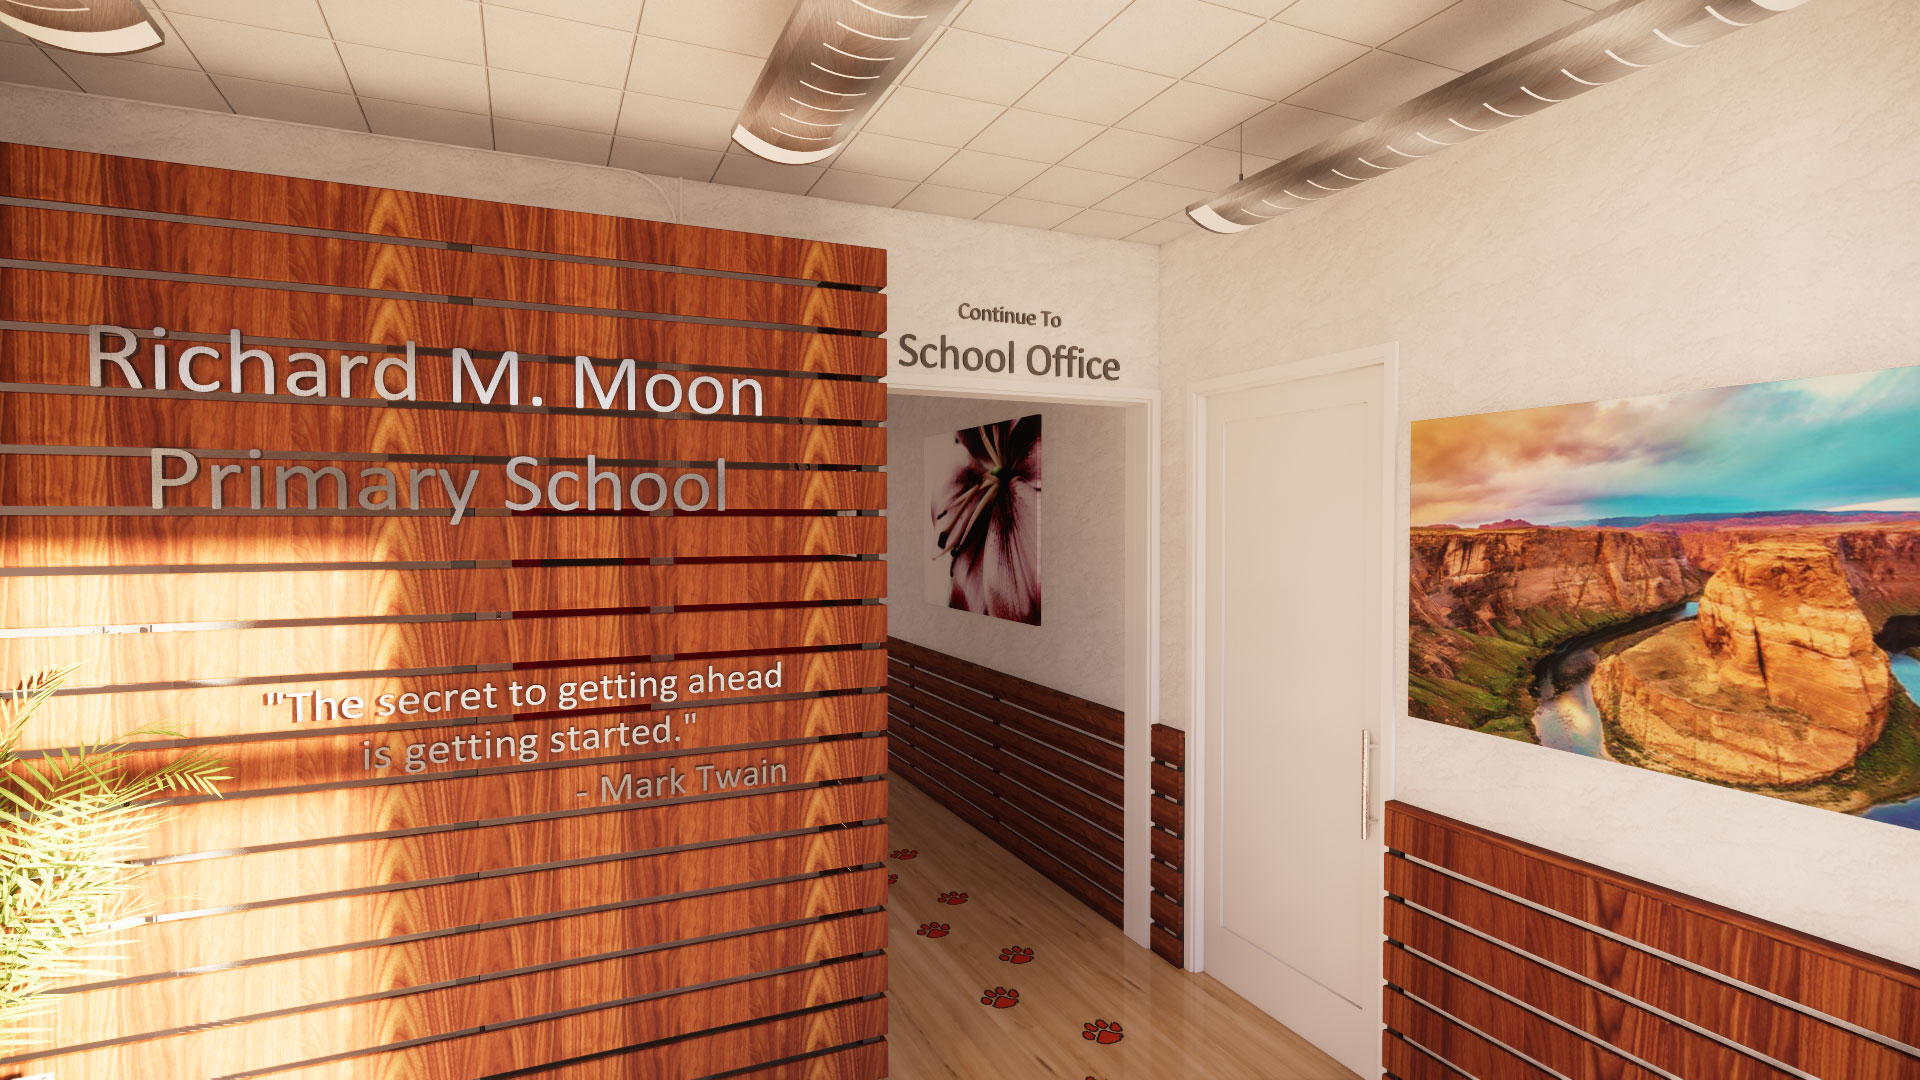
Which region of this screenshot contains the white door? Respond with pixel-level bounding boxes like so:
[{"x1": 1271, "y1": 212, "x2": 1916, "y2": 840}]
[{"x1": 1198, "y1": 355, "x2": 1390, "y2": 1077}]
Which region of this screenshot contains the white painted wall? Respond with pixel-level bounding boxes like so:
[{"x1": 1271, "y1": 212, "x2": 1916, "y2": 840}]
[
  {"x1": 885, "y1": 392, "x2": 1128, "y2": 709},
  {"x1": 1157, "y1": 0, "x2": 1920, "y2": 968}
]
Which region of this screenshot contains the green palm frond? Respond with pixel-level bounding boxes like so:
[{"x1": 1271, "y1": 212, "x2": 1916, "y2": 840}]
[{"x1": 0, "y1": 665, "x2": 226, "y2": 1048}]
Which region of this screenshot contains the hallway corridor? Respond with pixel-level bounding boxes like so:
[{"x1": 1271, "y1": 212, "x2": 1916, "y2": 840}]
[{"x1": 884, "y1": 774, "x2": 1359, "y2": 1079}]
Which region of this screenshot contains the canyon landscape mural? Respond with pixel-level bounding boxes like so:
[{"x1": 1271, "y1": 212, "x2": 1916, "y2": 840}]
[{"x1": 1410, "y1": 368, "x2": 1920, "y2": 831}]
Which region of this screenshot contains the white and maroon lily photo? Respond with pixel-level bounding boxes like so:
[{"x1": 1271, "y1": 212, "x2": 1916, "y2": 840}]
[{"x1": 923, "y1": 414, "x2": 1042, "y2": 626}]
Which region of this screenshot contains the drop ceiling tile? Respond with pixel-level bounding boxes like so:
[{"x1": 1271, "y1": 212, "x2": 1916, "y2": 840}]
[
  {"x1": 1078, "y1": 0, "x2": 1262, "y2": 79},
  {"x1": 361, "y1": 97, "x2": 494, "y2": 146},
  {"x1": 950, "y1": 0, "x2": 1130, "y2": 53},
  {"x1": 48, "y1": 52, "x2": 230, "y2": 109},
  {"x1": 152, "y1": 0, "x2": 331, "y2": 37},
  {"x1": 1014, "y1": 165, "x2": 1130, "y2": 207},
  {"x1": 107, "y1": 10, "x2": 202, "y2": 69},
  {"x1": 977, "y1": 197, "x2": 1079, "y2": 229},
  {"x1": 712, "y1": 153, "x2": 825, "y2": 195},
  {"x1": 968, "y1": 108, "x2": 1103, "y2": 164},
  {"x1": 489, "y1": 68, "x2": 623, "y2": 132},
  {"x1": 1117, "y1": 80, "x2": 1269, "y2": 142},
  {"x1": 486, "y1": 0, "x2": 644, "y2": 32},
  {"x1": 1275, "y1": 0, "x2": 1458, "y2": 47},
  {"x1": 483, "y1": 5, "x2": 635, "y2": 88},
  {"x1": 168, "y1": 13, "x2": 352, "y2": 92},
  {"x1": 1285, "y1": 50, "x2": 1457, "y2": 120},
  {"x1": 1187, "y1": 21, "x2": 1367, "y2": 100},
  {"x1": 615, "y1": 92, "x2": 737, "y2": 150},
  {"x1": 1383, "y1": 0, "x2": 1590, "y2": 72},
  {"x1": 610, "y1": 135, "x2": 723, "y2": 180},
  {"x1": 0, "y1": 42, "x2": 80, "y2": 90},
  {"x1": 809, "y1": 170, "x2": 915, "y2": 208},
  {"x1": 895, "y1": 184, "x2": 1002, "y2": 219},
  {"x1": 1207, "y1": 0, "x2": 1289, "y2": 13},
  {"x1": 625, "y1": 35, "x2": 762, "y2": 110},
  {"x1": 1014, "y1": 56, "x2": 1171, "y2": 127},
  {"x1": 1060, "y1": 128, "x2": 1191, "y2": 177},
  {"x1": 1209, "y1": 101, "x2": 1355, "y2": 161},
  {"x1": 1149, "y1": 144, "x2": 1276, "y2": 189},
  {"x1": 1126, "y1": 219, "x2": 1193, "y2": 244},
  {"x1": 924, "y1": 149, "x2": 1048, "y2": 195},
  {"x1": 318, "y1": 0, "x2": 484, "y2": 64},
  {"x1": 863, "y1": 87, "x2": 1004, "y2": 148},
  {"x1": 492, "y1": 116, "x2": 614, "y2": 164},
  {"x1": 338, "y1": 43, "x2": 490, "y2": 114},
  {"x1": 1096, "y1": 179, "x2": 1210, "y2": 219},
  {"x1": 904, "y1": 28, "x2": 1064, "y2": 107},
  {"x1": 212, "y1": 75, "x2": 367, "y2": 129},
  {"x1": 638, "y1": 0, "x2": 792, "y2": 56},
  {"x1": 1055, "y1": 208, "x2": 1156, "y2": 239},
  {"x1": 831, "y1": 131, "x2": 957, "y2": 183}
]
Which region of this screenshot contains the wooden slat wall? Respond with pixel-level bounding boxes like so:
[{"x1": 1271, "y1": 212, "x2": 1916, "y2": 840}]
[
  {"x1": 1147, "y1": 723, "x2": 1186, "y2": 967},
  {"x1": 0, "y1": 143, "x2": 890, "y2": 1080},
  {"x1": 884, "y1": 635, "x2": 1125, "y2": 927},
  {"x1": 1383, "y1": 802, "x2": 1920, "y2": 1080}
]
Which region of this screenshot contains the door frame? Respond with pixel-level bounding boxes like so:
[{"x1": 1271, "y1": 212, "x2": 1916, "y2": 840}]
[
  {"x1": 889, "y1": 383, "x2": 1163, "y2": 950},
  {"x1": 1184, "y1": 343, "x2": 1400, "y2": 1007}
]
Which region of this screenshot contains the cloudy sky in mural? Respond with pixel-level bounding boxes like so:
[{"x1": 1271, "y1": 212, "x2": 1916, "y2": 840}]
[{"x1": 1412, "y1": 365, "x2": 1920, "y2": 527}]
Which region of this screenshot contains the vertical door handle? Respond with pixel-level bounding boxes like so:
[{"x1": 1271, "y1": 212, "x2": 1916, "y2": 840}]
[{"x1": 1360, "y1": 731, "x2": 1374, "y2": 840}]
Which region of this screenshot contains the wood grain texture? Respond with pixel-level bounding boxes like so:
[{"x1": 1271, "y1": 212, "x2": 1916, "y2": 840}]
[
  {"x1": 0, "y1": 145, "x2": 889, "y2": 1078},
  {"x1": 887, "y1": 635, "x2": 1123, "y2": 742},
  {"x1": 1, "y1": 269, "x2": 884, "y2": 377},
  {"x1": 1383, "y1": 987, "x2": 1557, "y2": 1080},
  {"x1": 0, "y1": 329, "x2": 888, "y2": 422},
  {"x1": 1386, "y1": 801, "x2": 1920, "y2": 1049},
  {"x1": 0, "y1": 514, "x2": 886, "y2": 567},
  {"x1": 0, "y1": 204, "x2": 886, "y2": 331},
  {"x1": 0, "y1": 142, "x2": 888, "y2": 287},
  {"x1": 0, "y1": 560, "x2": 888, "y2": 629},
  {"x1": 1147, "y1": 722, "x2": 1186, "y2": 969}
]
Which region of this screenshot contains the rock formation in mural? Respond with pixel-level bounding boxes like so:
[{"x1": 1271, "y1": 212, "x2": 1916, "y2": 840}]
[{"x1": 1410, "y1": 368, "x2": 1920, "y2": 830}]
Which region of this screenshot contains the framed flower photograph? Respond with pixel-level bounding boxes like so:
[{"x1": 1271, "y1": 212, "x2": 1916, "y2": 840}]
[{"x1": 924, "y1": 414, "x2": 1042, "y2": 626}]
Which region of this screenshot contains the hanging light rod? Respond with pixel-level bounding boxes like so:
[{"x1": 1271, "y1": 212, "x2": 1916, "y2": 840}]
[
  {"x1": 1186, "y1": 0, "x2": 1813, "y2": 234},
  {"x1": 0, "y1": 0, "x2": 162, "y2": 54},
  {"x1": 733, "y1": 0, "x2": 959, "y2": 165}
]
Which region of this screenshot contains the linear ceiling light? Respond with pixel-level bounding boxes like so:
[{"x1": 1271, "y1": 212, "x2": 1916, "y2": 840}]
[
  {"x1": 1186, "y1": 0, "x2": 1814, "y2": 234},
  {"x1": 733, "y1": 0, "x2": 959, "y2": 165},
  {"x1": 0, "y1": 0, "x2": 161, "y2": 54}
]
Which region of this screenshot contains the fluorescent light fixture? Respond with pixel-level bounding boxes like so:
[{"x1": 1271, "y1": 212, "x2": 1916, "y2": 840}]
[
  {"x1": 0, "y1": 0, "x2": 162, "y2": 54},
  {"x1": 733, "y1": 0, "x2": 958, "y2": 165},
  {"x1": 1186, "y1": 0, "x2": 1815, "y2": 234}
]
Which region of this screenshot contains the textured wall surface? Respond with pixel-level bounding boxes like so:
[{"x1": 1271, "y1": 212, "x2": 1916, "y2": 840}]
[
  {"x1": 886, "y1": 393, "x2": 1129, "y2": 708},
  {"x1": 1157, "y1": 0, "x2": 1920, "y2": 967}
]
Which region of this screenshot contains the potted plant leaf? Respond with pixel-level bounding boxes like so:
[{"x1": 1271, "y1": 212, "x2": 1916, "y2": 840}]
[{"x1": 0, "y1": 665, "x2": 227, "y2": 1049}]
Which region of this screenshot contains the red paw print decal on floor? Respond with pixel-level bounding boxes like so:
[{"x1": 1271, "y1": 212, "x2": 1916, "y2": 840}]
[
  {"x1": 887, "y1": 873, "x2": 898, "y2": 885},
  {"x1": 998, "y1": 946, "x2": 1034, "y2": 964},
  {"x1": 916, "y1": 922, "x2": 950, "y2": 938},
  {"x1": 1082, "y1": 1019, "x2": 1124, "y2": 1044},
  {"x1": 980, "y1": 986, "x2": 1020, "y2": 1009},
  {"x1": 936, "y1": 891, "x2": 969, "y2": 905},
  {"x1": 890, "y1": 848, "x2": 918, "y2": 859}
]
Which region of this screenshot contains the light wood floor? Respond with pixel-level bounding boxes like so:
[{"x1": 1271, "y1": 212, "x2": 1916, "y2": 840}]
[{"x1": 883, "y1": 774, "x2": 1360, "y2": 1079}]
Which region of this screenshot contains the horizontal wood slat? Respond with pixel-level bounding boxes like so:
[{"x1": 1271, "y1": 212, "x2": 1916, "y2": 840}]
[
  {"x1": 1147, "y1": 721, "x2": 1186, "y2": 969},
  {"x1": 1387, "y1": 801, "x2": 1920, "y2": 1051},
  {"x1": 887, "y1": 678, "x2": 1121, "y2": 805},
  {"x1": 0, "y1": 391, "x2": 885, "y2": 466},
  {"x1": 140, "y1": 780, "x2": 887, "y2": 916},
  {"x1": 1, "y1": 560, "x2": 888, "y2": 629},
  {"x1": 1, "y1": 269, "x2": 884, "y2": 377},
  {"x1": 0, "y1": 143, "x2": 888, "y2": 287},
  {"x1": 0, "y1": 330, "x2": 889, "y2": 422},
  {"x1": 723, "y1": 1041, "x2": 888, "y2": 1080},
  {"x1": 0, "y1": 143, "x2": 888, "y2": 1078},
  {"x1": 75, "y1": 824, "x2": 885, "y2": 986},
  {"x1": 1383, "y1": 1029, "x2": 1471, "y2": 1080},
  {"x1": 884, "y1": 693, "x2": 1121, "y2": 835},
  {"x1": 1384, "y1": 802, "x2": 1920, "y2": 1080},
  {"x1": 887, "y1": 635, "x2": 1122, "y2": 742},
  {"x1": 1384, "y1": 986, "x2": 1558, "y2": 1080},
  {"x1": 0, "y1": 204, "x2": 886, "y2": 331},
  {"x1": 0, "y1": 514, "x2": 887, "y2": 567}
]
